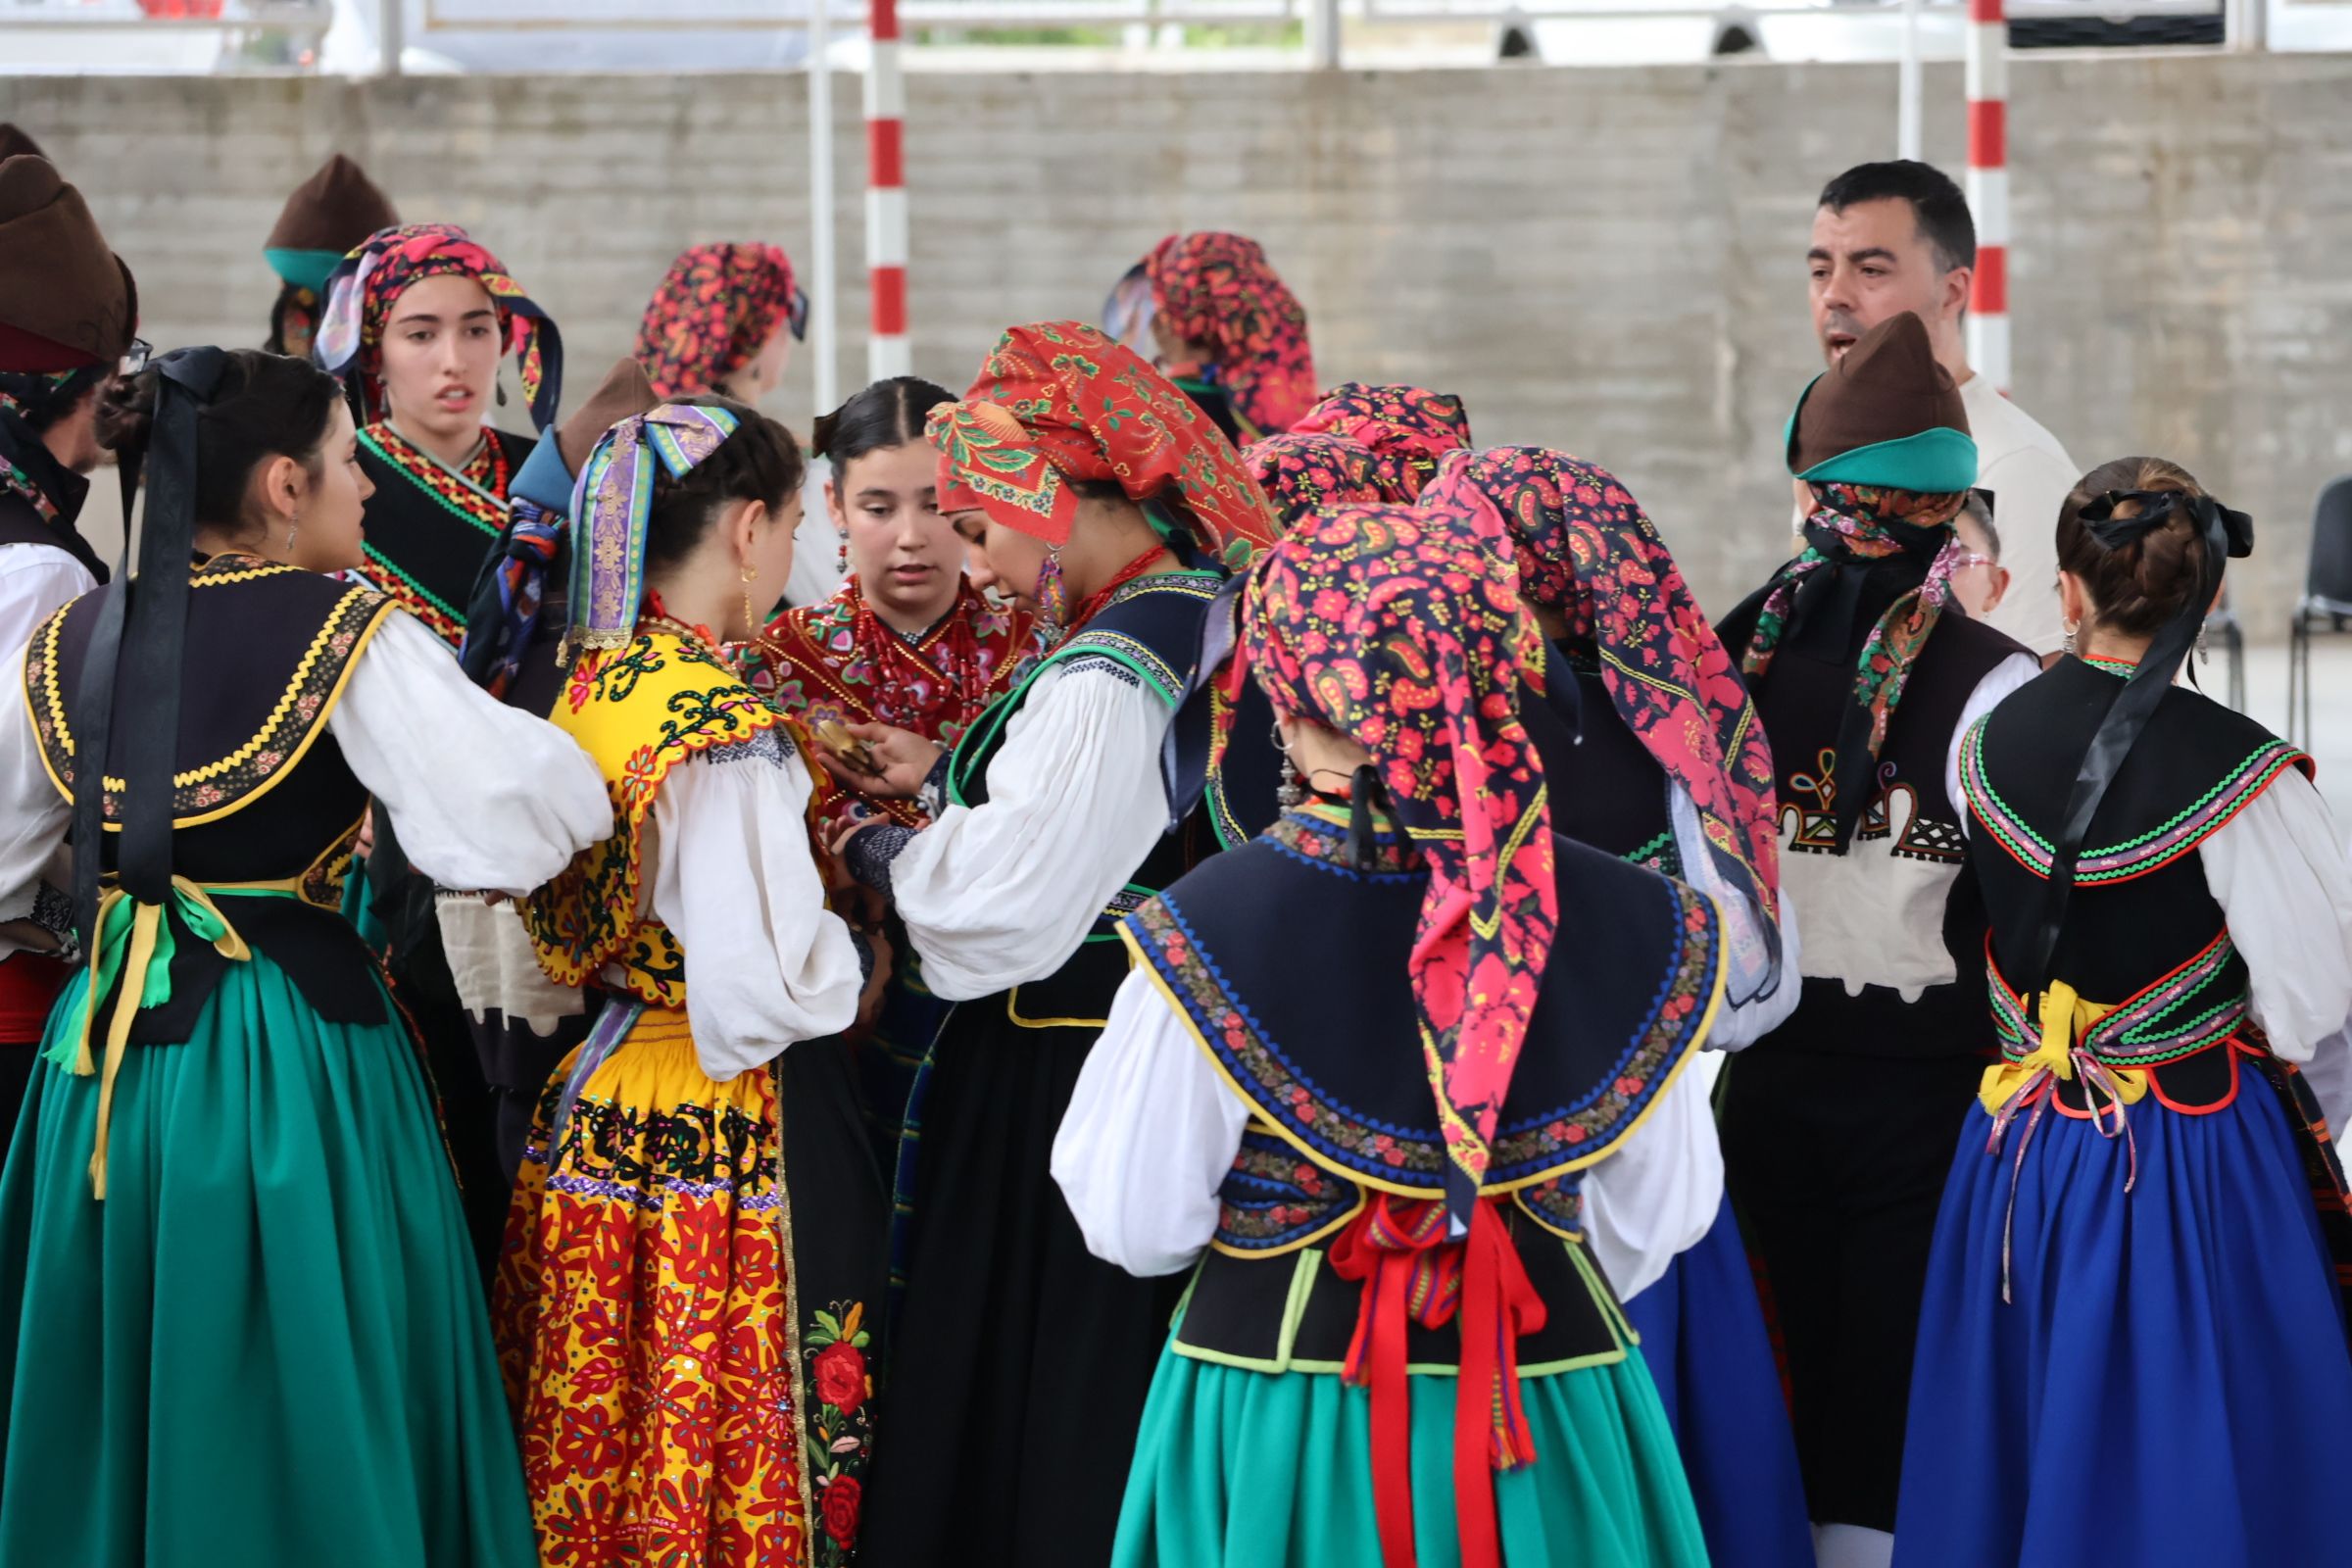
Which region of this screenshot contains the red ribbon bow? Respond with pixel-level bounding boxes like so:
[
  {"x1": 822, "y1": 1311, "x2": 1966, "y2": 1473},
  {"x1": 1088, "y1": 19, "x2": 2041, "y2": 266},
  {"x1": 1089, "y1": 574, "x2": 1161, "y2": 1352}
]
[{"x1": 1328, "y1": 1191, "x2": 1547, "y2": 1568}]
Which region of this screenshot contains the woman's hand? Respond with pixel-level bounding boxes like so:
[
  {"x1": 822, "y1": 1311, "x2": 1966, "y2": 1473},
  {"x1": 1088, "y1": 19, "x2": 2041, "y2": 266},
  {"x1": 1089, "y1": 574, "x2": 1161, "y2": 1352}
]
[{"x1": 814, "y1": 722, "x2": 942, "y2": 800}]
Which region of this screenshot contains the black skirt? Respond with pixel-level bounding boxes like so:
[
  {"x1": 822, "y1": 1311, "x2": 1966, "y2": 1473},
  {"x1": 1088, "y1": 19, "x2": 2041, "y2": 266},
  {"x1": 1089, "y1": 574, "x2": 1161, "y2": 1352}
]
[{"x1": 858, "y1": 942, "x2": 1187, "y2": 1568}]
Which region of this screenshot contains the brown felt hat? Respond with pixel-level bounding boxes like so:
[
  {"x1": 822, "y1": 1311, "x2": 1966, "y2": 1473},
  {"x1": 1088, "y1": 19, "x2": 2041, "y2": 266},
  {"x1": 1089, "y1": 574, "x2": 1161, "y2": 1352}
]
[
  {"x1": 0, "y1": 125, "x2": 44, "y2": 164},
  {"x1": 556, "y1": 357, "x2": 662, "y2": 475},
  {"x1": 1787, "y1": 312, "x2": 1975, "y2": 489},
  {"x1": 0, "y1": 156, "x2": 137, "y2": 372},
  {"x1": 265, "y1": 153, "x2": 399, "y2": 256}
]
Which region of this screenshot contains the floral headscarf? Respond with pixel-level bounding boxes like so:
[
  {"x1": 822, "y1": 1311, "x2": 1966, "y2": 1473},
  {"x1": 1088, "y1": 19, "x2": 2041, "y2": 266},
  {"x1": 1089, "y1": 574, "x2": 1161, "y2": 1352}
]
[
  {"x1": 1242, "y1": 432, "x2": 1386, "y2": 530},
  {"x1": 1423, "y1": 446, "x2": 1784, "y2": 996},
  {"x1": 633, "y1": 242, "x2": 808, "y2": 400},
  {"x1": 1292, "y1": 382, "x2": 1472, "y2": 501},
  {"x1": 565, "y1": 403, "x2": 745, "y2": 652},
  {"x1": 1143, "y1": 232, "x2": 1316, "y2": 437},
  {"x1": 316, "y1": 223, "x2": 562, "y2": 430},
  {"x1": 926, "y1": 320, "x2": 1277, "y2": 566},
  {"x1": 1222, "y1": 501, "x2": 1553, "y2": 1234},
  {"x1": 1734, "y1": 481, "x2": 1969, "y2": 849}
]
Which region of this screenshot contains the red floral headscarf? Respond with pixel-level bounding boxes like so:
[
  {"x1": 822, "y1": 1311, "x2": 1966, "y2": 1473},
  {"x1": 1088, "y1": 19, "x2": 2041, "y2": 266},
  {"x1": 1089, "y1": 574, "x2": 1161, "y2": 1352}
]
[
  {"x1": 633, "y1": 242, "x2": 807, "y2": 400},
  {"x1": 316, "y1": 222, "x2": 562, "y2": 429},
  {"x1": 1292, "y1": 381, "x2": 1472, "y2": 501},
  {"x1": 1143, "y1": 232, "x2": 1316, "y2": 437},
  {"x1": 1423, "y1": 446, "x2": 1785, "y2": 994},
  {"x1": 1223, "y1": 501, "x2": 1553, "y2": 1232},
  {"x1": 926, "y1": 320, "x2": 1278, "y2": 566},
  {"x1": 1242, "y1": 432, "x2": 1386, "y2": 530}
]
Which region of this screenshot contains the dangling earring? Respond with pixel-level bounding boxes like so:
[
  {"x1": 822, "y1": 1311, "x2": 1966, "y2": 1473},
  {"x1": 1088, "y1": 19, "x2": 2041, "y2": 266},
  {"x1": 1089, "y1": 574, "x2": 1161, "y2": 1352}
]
[
  {"x1": 1273, "y1": 719, "x2": 1305, "y2": 809},
  {"x1": 2062, "y1": 621, "x2": 2078, "y2": 656},
  {"x1": 1034, "y1": 546, "x2": 1069, "y2": 628},
  {"x1": 284, "y1": 510, "x2": 301, "y2": 554},
  {"x1": 740, "y1": 562, "x2": 760, "y2": 638},
  {"x1": 2196, "y1": 622, "x2": 2210, "y2": 664},
  {"x1": 836, "y1": 531, "x2": 850, "y2": 575}
]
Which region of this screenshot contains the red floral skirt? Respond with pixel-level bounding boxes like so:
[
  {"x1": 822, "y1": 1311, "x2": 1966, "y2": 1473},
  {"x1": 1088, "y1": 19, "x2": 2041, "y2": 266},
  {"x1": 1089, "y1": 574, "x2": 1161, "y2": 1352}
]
[{"x1": 493, "y1": 1008, "x2": 877, "y2": 1567}]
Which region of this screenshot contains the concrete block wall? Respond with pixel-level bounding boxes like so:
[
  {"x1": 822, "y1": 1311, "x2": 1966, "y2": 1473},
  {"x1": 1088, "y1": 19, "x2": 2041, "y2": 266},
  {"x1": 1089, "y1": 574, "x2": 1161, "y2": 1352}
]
[{"x1": 5, "y1": 53, "x2": 2348, "y2": 632}]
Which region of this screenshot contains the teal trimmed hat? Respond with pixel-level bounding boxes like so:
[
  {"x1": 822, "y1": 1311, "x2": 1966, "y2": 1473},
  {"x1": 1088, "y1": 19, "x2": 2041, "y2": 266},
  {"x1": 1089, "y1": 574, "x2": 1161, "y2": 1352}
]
[{"x1": 1786, "y1": 312, "x2": 1977, "y2": 493}]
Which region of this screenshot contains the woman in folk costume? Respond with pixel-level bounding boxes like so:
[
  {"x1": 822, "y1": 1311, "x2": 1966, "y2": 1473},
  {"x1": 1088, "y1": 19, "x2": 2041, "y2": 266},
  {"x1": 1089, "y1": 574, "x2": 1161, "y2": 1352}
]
[
  {"x1": 1422, "y1": 445, "x2": 1817, "y2": 1568},
  {"x1": 0, "y1": 154, "x2": 137, "y2": 1128},
  {"x1": 1290, "y1": 380, "x2": 1473, "y2": 500},
  {"x1": 812, "y1": 321, "x2": 1281, "y2": 1568},
  {"x1": 1242, "y1": 429, "x2": 1389, "y2": 528},
  {"x1": 496, "y1": 398, "x2": 888, "y2": 1568},
  {"x1": 317, "y1": 221, "x2": 564, "y2": 1260},
  {"x1": 633, "y1": 242, "x2": 807, "y2": 404},
  {"x1": 0, "y1": 348, "x2": 610, "y2": 1567},
  {"x1": 1054, "y1": 497, "x2": 1723, "y2": 1568},
  {"x1": 1894, "y1": 459, "x2": 2352, "y2": 1567},
  {"x1": 1120, "y1": 231, "x2": 1316, "y2": 446},
  {"x1": 446, "y1": 357, "x2": 662, "y2": 1188},
  {"x1": 318, "y1": 222, "x2": 562, "y2": 649},
  {"x1": 1709, "y1": 312, "x2": 2038, "y2": 1568},
  {"x1": 743, "y1": 375, "x2": 1040, "y2": 1209},
  {"x1": 262, "y1": 154, "x2": 397, "y2": 362}
]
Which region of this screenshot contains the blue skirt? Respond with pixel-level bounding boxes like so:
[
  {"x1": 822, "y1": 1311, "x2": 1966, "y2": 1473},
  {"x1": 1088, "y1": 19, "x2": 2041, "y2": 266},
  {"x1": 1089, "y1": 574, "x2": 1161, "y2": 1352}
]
[
  {"x1": 1625, "y1": 1194, "x2": 1816, "y2": 1568},
  {"x1": 1893, "y1": 1061, "x2": 2352, "y2": 1567}
]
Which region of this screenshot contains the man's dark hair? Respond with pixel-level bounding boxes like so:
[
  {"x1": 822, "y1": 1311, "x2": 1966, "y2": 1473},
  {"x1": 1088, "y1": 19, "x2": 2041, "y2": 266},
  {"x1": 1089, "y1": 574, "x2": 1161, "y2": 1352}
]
[{"x1": 1818, "y1": 160, "x2": 1977, "y2": 275}]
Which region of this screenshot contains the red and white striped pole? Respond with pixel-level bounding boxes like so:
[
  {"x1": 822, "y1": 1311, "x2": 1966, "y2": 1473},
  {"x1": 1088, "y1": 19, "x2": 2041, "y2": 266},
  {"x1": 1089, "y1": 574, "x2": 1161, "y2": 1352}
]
[
  {"x1": 865, "y1": 0, "x2": 910, "y2": 380},
  {"x1": 1965, "y1": 0, "x2": 2010, "y2": 393}
]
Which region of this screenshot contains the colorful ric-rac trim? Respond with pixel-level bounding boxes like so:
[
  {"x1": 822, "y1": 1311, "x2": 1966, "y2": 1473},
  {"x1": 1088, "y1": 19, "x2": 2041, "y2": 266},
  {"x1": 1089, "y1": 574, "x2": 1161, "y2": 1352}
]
[
  {"x1": 1987, "y1": 928, "x2": 2248, "y2": 1072},
  {"x1": 1961, "y1": 717, "x2": 2308, "y2": 884}
]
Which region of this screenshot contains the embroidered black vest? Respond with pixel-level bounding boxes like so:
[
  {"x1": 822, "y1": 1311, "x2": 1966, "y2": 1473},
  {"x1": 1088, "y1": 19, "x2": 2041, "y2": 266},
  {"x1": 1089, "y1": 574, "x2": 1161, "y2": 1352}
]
[
  {"x1": 1123, "y1": 811, "x2": 1723, "y2": 1371},
  {"x1": 357, "y1": 424, "x2": 534, "y2": 648},
  {"x1": 945, "y1": 569, "x2": 1278, "y2": 1027},
  {"x1": 1749, "y1": 609, "x2": 2023, "y2": 1059},
  {"x1": 1962, "y1": 655, "x2": 2310, "y2": 1111},
  {"x1": 1524, "y1": 650, "x2": 1679, "y2": 876},
  {"x1": 22, "y1": 556, "x2": 398, "y2": 1038}
]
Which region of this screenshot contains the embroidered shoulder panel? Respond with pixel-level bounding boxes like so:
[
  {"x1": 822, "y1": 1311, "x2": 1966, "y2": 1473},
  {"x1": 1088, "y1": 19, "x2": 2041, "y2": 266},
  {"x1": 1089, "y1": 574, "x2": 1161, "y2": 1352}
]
[
  {"x1": 357, "y1": 423, "x2": 514, "y2": 645},
  {"x1": 1964, "y1": 719, "x2": 2308, "y2": 884},
  {"x1": 1126, "y1": 872, "x2": 1719, "y2": 1198},
  {"x1": 521, "y1": 630, "x2": 782, "y2": 1007},
  {"x1": 24, "y1": 564, "x2": 394, "y2": 825}
]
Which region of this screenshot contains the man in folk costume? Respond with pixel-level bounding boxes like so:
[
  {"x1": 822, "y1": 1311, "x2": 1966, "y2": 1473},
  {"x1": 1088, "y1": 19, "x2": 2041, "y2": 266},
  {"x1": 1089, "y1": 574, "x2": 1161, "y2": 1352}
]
[
  {"x1": 1712, "y1": 312, "x2": 2038, "y2": 1568},
  {"x1": 0, "y1": 153, "x2": 137, "y2": 1127}
]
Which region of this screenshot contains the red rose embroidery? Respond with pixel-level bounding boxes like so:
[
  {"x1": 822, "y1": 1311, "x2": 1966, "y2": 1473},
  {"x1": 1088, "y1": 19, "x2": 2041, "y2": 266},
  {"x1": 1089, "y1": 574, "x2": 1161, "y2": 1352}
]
[
  {"x1": 822, "y1": 1475, "x2": 863, "y2": 1545},
  {"x1": 812, "y1": 1340, "x2": 867, "y2": 1414}
]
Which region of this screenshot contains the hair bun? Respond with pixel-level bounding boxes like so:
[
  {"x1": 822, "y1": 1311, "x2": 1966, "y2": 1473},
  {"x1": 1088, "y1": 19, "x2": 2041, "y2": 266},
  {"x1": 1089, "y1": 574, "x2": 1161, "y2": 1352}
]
[
  {"x1": 810, "y1": 408, "x2": 841, "y2": 461},
  {"x1": 94, "y1": 365, "x2": 160, "y2": 458}
]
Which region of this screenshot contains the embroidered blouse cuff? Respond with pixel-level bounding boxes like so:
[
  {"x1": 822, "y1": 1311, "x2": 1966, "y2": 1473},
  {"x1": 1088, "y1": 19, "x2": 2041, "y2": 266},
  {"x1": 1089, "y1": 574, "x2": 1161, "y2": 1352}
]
[{"x1": 849, "y1": 823, "x2": 919, "y2": 895}]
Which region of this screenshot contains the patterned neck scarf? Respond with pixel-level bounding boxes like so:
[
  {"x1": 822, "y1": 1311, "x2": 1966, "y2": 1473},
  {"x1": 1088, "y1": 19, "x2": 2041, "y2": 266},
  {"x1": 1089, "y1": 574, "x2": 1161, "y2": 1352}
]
[
  {"x1": 566, "y1": 404, "x2": 744, "y2": 652},
  {"x1": 1737, "y1": 480, "x2": 1968, "y2": 848},
  {"x1": 633, "y1": 243, "x2": 807, "y2": 400},
  {"x1": 750, "y1": 577, "x2": 1040, "y2": 827},
  {"x1": 927, "y1": 320, "x2": 1278, "y2": 566},
  {"x1": 1243, "y1": 432, "x2": 1386, "y2": 530},
  {"x1": 1143, "y1": 232, "x2": 1316, "y2": 437},
  {"x1": 317, "y1": 222, "x2": 563, "y2": 430},
  {"x1": 0, "y1": 380, "x2": 68, "y2": 523},
  {"x1": 1224, "y1": 502, "x2": 1554, "y2": 1234},
  {"x1": 1424, "y1": 446, "x2": 1784, "y2": 995},
  {"x1": 1291, "y1": 382, "x2": 1472, "y2": 501}
]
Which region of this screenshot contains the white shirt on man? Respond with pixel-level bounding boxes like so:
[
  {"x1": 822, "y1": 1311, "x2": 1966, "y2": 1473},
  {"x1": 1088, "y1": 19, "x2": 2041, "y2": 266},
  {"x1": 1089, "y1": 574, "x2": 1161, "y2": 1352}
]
[{"x1": 1959, "y1": 374, "x2": 2077, "y2": 657}]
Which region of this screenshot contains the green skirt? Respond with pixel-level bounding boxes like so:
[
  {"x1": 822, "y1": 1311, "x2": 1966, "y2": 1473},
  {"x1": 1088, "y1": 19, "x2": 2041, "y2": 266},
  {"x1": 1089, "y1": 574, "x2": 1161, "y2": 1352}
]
[
  {"x1": 1113, "y1": 1343, "x2": 1707, "y2": 1568},
  {"x1": 0, "y1": 950, "x2": 534, "y2": 1568}
]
